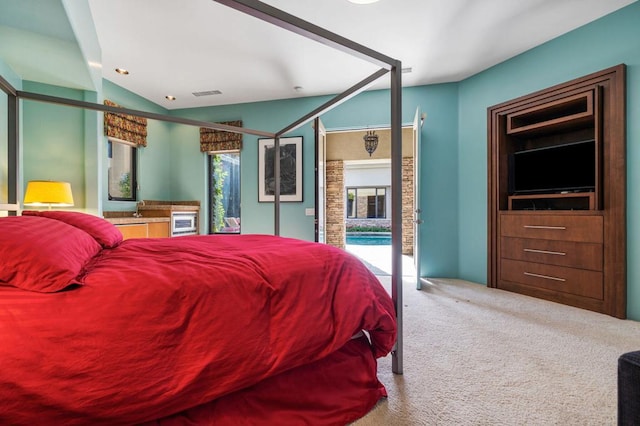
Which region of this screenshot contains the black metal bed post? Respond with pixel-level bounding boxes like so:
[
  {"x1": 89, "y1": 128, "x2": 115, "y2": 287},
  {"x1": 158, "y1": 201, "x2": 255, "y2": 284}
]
[
  {"x1": 0, "y1": 74, "x2": 19, "y2": 215},
  {"x1": 8, "y1": 89, "x2": 18, "y2": 216},
  {"x1": 390, "y1": 63, "x2": 403, "y2": 375},
  {"x1": 15, "y1": 91, "x2": 275, "y2": 138},
  {"x1": 273, "y1": 136, "x2": 280, "y2": 236}
]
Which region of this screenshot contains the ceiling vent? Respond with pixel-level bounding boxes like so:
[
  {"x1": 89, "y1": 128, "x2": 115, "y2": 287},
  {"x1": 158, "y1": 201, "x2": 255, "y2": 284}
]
[{"x1": 192, "y1": 90, "x2": 222, "y2": 97}]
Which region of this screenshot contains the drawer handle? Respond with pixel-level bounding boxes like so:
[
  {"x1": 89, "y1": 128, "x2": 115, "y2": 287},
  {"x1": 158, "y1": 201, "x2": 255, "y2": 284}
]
[
  {"x1": 524, "y1": 272, "x2": 566, "y2": 282},
  {"x1": 523, "y1": 248, "x2": 566, "y2": 256},
  {"x1": 523, "y1": 225, "x2": 567, "y2": 230}
]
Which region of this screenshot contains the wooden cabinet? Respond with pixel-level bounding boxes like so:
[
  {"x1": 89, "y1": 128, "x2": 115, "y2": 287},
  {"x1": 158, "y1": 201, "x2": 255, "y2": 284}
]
[
  {"x1": 147, "y1": 222, "x2": 170, "y2": 238},
  {"x1": 487, "y1": 65, "x2": 626, "y2": 318},
  {"x1": 116, "y1": 223, "x2": 149, "y2": 240},
  {"x1": 500, "y1": 237, "x2": 602, "y2": 270},
  {"x1": 499, "y1": 214, "x2": 602, "y2": 243},
  {"x1": 114, "y1": 220, "x2": 170, "y2": 240},
  {"x1": 498, "y1": 213, "x2": 604, "y2": 303}
]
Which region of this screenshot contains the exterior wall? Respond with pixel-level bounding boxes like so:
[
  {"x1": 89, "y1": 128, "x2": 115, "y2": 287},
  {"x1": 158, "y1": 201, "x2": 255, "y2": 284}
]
[
  {"x1": 327, "y1": 157, "x2": 414, "y2": 254},
  {"x1": 328, "y1": 132, "x2": 415, "y2": 255},
  {"x1": 326, "y1": 160, "x2": 345, "y2": 249},
  {"x1": 327, "y1": 127, "x2": 414, "y2": 160}
]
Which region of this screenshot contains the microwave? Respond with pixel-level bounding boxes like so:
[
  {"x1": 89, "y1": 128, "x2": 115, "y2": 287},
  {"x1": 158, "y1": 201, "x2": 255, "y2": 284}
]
[{"x1": 171, "y1": 212, "x2": 198, "y2": 236}]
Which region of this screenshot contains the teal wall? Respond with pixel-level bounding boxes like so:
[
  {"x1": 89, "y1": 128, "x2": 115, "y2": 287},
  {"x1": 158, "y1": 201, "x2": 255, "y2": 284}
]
[
  {"x1": 457, "y1": 2, "x2": 640, "y2": 318},
  {"x1": 169, "y1": 85, "x2": 461, "y2": 274},
  {"x1": 170, "y1": 95, "x2": 334, "y2": 239},
  {"x1": 0, "y1": 57, "x2": 21, "y2": 89},
  {"x1": 22, "y1": 81, "x2": 87, "y2": 208},
  {"x1": 322, "y1": 85, "x2": 460, "y2": 277},
  {"x1": 102, "y1": 80, "x2": 173, "y2": 212}
]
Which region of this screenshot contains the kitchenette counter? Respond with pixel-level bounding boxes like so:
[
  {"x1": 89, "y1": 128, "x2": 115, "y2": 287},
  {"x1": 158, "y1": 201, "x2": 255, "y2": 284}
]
[
  {"x1": 137, "y1": 200, "x2": 200, "y2": 237},
  {"x1": 104, "y1": 216, "x2": 170, "y2": 225},
  {"x1": 104, "y1": 200, "x2": 200, "y2": 239},
  {"x1": 103, "y1": 213, "x2": 171, "y2": 239}
]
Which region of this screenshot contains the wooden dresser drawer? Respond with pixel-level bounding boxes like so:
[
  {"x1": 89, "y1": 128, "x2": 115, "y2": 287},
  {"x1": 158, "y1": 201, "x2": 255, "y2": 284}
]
[
  {"x1": 501, "y1": 237, "x2": 602, "y2": 271},
  {"x1": 500, "y1": 214, "x2": 603, "y2": 243},
  {"x1": 501, "y1": 259, "x2": 603, "y2": 300}
]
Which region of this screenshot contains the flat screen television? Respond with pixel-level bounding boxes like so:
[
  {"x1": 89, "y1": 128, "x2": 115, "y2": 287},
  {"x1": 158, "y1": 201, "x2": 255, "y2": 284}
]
[{"x1": 509, "y1": 139, "x2": 596, "y2": 195}]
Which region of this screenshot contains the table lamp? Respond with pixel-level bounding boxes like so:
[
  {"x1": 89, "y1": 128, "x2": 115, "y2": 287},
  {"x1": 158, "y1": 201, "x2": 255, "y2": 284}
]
[{"x1": 23, "y1": 181, "x2": 74, "y2": 210}]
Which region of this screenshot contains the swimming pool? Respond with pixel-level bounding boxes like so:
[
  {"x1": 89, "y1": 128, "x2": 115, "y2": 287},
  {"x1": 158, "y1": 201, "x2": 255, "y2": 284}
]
[{"x1": 345, "y1": 232, "x2": 391, "y2": 246}]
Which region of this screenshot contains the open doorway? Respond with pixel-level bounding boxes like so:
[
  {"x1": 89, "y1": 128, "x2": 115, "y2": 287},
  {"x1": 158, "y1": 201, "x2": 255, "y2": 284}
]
[{"x1": 319, "y1": 126, "x2": 417, "y2": 277}]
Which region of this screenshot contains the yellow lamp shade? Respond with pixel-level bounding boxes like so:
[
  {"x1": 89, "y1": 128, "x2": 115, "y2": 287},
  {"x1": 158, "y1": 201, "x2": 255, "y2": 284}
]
[{"x1": 24, "y1": 181, "x2": 74, "y2": 208}]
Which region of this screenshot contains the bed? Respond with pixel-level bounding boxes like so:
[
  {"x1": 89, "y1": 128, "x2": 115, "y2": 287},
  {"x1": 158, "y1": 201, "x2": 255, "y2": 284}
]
[
  {"x1": 0, "y1": 0, "x2": 405, "y2": 376},
  {"x1": 0, "y1": 211, "x2": 397, "y2": 425}
]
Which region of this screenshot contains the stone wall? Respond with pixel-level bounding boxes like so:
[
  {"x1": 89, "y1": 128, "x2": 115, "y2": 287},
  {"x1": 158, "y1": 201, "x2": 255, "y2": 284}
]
[
  {"x1": 402, "y1": 156, "x2": 414, "y2": 255},
  {"x1": 326, "y1": 160, "x2": 345, "y2": 249}
]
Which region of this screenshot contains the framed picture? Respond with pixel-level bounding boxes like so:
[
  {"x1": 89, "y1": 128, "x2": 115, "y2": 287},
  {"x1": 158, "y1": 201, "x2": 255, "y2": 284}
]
[{"x1": 258, "y1": 136, "x2": 303, "y2": 202}]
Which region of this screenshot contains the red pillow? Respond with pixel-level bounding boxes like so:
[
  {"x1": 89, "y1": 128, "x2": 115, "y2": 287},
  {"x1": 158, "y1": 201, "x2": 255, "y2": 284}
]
[
  {"x1": 0, "y1": 216, "x2": 101, "y2": 292},
  {"x1": 23, "y1": 210, "x2": 122, "y2": 248}
]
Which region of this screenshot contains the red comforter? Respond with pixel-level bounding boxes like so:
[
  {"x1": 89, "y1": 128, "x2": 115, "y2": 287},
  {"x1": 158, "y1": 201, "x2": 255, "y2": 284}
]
[{"x1": 0, "y1": 213, "x2": 396, "y2": 425}]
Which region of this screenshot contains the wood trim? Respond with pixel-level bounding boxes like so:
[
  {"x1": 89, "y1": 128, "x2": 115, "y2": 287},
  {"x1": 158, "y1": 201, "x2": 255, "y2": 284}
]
[
  {"x1": 604, "y1": 64, "x2": 627, "y2": 318},
  {"x1": 0, "y1": 203, "x2": 20, "y2": 211},
  {"x1": 508, "y1": 192, "x2": 595, "y2": 211},
  {"x1": 487, "y1": 108, "x2": 499, "y2": 287},
  {"x1": 506, "y1": 91, "x2": 594, "y2": 135}
]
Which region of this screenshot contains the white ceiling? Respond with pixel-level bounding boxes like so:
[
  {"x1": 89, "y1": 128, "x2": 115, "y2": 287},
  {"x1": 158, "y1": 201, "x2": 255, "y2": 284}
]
[{"x1": 1, "y1": 0, "x2": 636, "y2": 110}]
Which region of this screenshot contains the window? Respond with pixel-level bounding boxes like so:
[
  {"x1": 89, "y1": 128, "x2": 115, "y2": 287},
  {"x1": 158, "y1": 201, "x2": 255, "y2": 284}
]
[
  {"x1": 209, "y1": 152, "x2": 241, "y2": 233},
  {"x1": 346, "y1": 187, "x2": 386, "y2": 219},
  {"x1": 108, "y1": 139, "x2": 137, "y2": 201}
]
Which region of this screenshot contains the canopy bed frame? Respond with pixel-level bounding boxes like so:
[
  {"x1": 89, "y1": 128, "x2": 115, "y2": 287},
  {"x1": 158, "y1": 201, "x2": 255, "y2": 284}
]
[{"x1": 0, "y1": 0, "x2": 404, "y2": 374}]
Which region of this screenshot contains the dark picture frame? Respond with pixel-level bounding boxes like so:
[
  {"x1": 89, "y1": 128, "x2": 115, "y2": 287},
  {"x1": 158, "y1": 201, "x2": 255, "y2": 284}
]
[{"x1": 258, "y1": 136, "x2": 302, "y2": 202}]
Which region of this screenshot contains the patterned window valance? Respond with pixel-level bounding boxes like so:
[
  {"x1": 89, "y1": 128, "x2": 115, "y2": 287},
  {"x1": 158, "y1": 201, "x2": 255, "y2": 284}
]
[
  {"x1": 104, "y1": 100, "x2": 148, "y2": 147},
  {"x1": 200, "y1": 120, "x2": 243, "y2": 153}
]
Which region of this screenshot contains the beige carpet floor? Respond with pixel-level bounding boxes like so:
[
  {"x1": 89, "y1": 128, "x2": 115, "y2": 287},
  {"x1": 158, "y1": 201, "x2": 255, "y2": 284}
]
[{"x1": 353, "y1": 278, "x2": 640, "y2": 425}]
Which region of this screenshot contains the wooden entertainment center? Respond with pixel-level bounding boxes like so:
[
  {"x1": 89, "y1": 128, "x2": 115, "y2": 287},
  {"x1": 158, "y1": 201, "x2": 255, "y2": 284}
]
[{"x1": 487, "y1": 65, "x2": 626, "y2": 318}]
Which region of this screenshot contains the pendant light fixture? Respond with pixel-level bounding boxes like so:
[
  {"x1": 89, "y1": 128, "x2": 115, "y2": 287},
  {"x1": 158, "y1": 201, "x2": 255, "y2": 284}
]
[{"x1": 363, "y1": 130, "x2": 378, "y2": 156}]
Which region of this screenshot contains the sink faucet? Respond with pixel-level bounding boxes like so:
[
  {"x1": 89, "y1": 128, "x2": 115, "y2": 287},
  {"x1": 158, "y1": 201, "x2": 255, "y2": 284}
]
[{"x1": 134, "y1": 200, "x2": 145, "y2": 218}]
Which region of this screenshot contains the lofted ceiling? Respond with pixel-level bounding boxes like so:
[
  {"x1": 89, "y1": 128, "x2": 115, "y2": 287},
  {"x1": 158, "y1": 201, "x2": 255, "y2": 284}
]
[{"x1": 0, "y1": 0, "x2": 636, "y2": 110}]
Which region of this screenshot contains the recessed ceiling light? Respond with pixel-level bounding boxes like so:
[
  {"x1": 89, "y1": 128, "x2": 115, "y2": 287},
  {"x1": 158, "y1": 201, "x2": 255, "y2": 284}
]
[
  {"x1": 165, "y1": 95, "x2": 176, "y2": 101},
  {"x1": 347, "y1": 0, "x2": 380, "y2": 4},
  {"x1": 115, "y1": 68, "x2": 129, "y2": 75},
  {"x1": 294, "y1": 86, "x2": 303, "y2": 92}
]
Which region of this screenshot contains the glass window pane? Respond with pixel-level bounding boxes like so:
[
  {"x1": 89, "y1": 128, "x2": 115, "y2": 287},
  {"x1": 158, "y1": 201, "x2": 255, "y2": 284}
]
[
  {"x1": 346, "y1": 187, "x2": 387, "y2": 219},
  {"x1": 211, "y1": 152, "x2": 241, "y2": 234},
  {"x1": 346, "y1": 188, "x2": 356, "y2": 218},
  {"x1": 108, "y1": 140, "x2": 136, "y2": 200},
  {"x1": 357, "y1": 187, "x2": 375, "y2": 219},
  {"x1": 376, "y1": 190, "x2": 386, "y2": 218}
]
